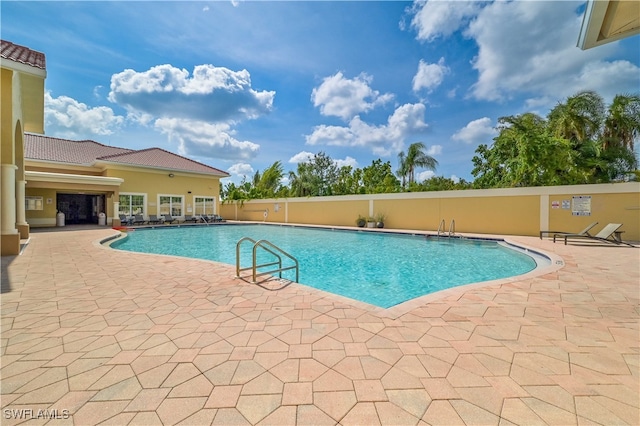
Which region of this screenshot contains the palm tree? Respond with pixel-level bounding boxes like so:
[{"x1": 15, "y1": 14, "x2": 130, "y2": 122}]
[
  {"x1": 257, "y1": 161, "x2": 285, "y2": 197},
  {"x1": 547, "y1": 90, "x2": 605, "y2": 145},
  {"x1": 603, "y1": 94, "x2": 640, "y2": 151},
  {"x1": 397, "y1": 142, "x2": 438, "y2": 189}
]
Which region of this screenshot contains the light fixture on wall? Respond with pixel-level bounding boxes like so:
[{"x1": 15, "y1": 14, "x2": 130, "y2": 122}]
[{"x1": 168, "y1": 173, "x2": 175, "y2": 178}]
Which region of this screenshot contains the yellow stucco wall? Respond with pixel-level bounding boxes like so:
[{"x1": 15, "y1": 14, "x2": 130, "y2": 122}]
[
  {"x1": 103, "y1": 167, "x2": 222, "y2": 217},
  {"x1": 288, "y1": 200, "x2": 369, "y2": 226},
  {"x1": 546, "y1": 192, "x2": 639, "y2": 237},
  {"x1": 1, "y1": 69, "x2": 14, "y2": 164},
  {"x1": 24, "y1": 165, "x2": 224, "y2": 227},
  {"x1": 220, "y1": 183, "x2": 640, "y2": 241}
]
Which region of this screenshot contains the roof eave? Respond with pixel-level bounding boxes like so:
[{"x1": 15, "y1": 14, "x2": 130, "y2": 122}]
[
  {"x1": 578, "y1": 0, "x2": 640, "y2": 49},
  {"x1": 25, "y1": 158, "x2": 100, "y2": 169},
  {"x1": 0, "y1": 57, "x2": 47, "y2": 78},
  {"x1": 95, "y1": 159, "x2": 230, "y2": 178},
  {"x1": 26, "y1": 170, "x2": 124, "y2": 186}
]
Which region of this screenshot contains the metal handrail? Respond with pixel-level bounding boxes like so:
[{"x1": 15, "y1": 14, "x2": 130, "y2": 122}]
[
  {"x1": 449, "y1": 219, "x2": 456, "y2": 237},
  {"x1": 235, "y1": 237, "x2": 299, "y2": 284},
  {"x1": 437, "y1": 219, "x2": 446, "y2": 237}
]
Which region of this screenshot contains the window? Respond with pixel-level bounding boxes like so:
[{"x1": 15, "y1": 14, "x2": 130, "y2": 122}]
[
  {"x1": 159, "y1": 195, "x2": 183, "y2": 216},
  {"x1": 119, "y1": 194, "x2": 145, "y2": 216},
  {"x1": 25, "y1": 196, "x2": 44, "y2": 211},
  {"x1": 194, "y1": 197, "x2": 215, "y2": 216}
]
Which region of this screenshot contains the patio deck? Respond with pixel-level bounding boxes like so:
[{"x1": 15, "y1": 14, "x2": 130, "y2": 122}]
[{"x1": 1, "y1": 226, "x2": 638, "y2": 425}]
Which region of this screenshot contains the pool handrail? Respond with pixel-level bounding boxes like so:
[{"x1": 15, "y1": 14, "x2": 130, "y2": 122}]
[{"x1": 235, "y1": 237, "x2": 299, "y2": 284}]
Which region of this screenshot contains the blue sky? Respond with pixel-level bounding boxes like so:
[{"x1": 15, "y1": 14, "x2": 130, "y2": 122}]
[{"x1": 3, "y1": 1, "x2": 639, "y2": 184}]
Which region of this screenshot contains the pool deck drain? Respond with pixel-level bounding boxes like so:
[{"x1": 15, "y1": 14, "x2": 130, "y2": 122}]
[{"x1": 1, "y1": 226, "x2": 638, "y2": 425}]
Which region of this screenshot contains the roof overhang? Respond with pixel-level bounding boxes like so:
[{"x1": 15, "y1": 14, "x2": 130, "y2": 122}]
[
  {"x1": 578, "y1": 0, "x2": 640, "y2": 49},
  {"x1": 26, "y1": 171, "x2": 124, "y2": 193}
]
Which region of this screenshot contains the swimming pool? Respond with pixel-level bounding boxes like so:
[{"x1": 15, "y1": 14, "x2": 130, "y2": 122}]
[{"x1": 109, "y1": 224, "x2": 543, "y2": 308}]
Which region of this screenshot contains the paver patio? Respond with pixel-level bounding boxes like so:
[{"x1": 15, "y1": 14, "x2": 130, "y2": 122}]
[{"x1": 1, "y1": 225, "x2": 638, "y2": 425}]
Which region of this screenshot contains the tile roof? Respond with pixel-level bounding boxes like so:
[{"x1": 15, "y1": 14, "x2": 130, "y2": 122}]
[
  {"x1": 25, "y1": 133, "x2": 229, "y2": 177},
  {"x1": 25, "y1": 133, "x2": 133, "y2": 164},
  {"x1": 0, "y1": 40, "x2": 46, "y2": 70},
  {"x1": 100, "y1": 147, "x2": 230, "y2": 176}
]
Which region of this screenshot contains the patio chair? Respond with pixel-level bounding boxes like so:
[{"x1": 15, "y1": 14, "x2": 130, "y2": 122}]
[
  {"x1": 163, "y1": 214, "x2": 177, "y2": 224},
  {"x1": 546, "y1": 221, "x2": 598, "y2": 241},
  {"x1": 199, "y1": 215, "x2": 211, "y2": 223},
  {"x1": 148, "y1": 214, "x2": 164, "y2": 225},
  {"x1": 183, "y1": 215, "x2": 199, "y2": 223},
  {"x1": 119, "y1": 214, "x2": 133, "y2": 226},
  {"x1": 132, "y1": 214, "x2": 146, "y2": 225},
  {"x1": 560, "y1": 223, "x2": 634, "y2": 246},
  {"x1": 213, "y1": 214, "x2": 226, "y2": 222}
]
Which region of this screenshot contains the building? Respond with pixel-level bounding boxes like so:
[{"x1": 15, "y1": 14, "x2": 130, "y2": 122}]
[
  {"x1": 24, "y1": 133, "x2": 229, "y2": 228},
  {"x1": 1, "y1": 39, "x2": 229, "y2": 256},
  {"x1": 1, "y1": 40, "x2": 46, "y2": 255}
]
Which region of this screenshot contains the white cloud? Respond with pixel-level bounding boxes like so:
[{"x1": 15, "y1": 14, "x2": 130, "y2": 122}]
[
  {"x1": 408, "y1": 1, "x2": 639, "y2": 107},
  {"x1": 409, "y1": 0, "x2": 482, "y2": 42},
  {"x1": 426, "y1": 144, "x2": 442, "y2": 156},
  {"x1": 413, "y1": 58, "x2": 450, "y2": 93},
  {"x1": 311, "y1": 72, "x2": 394, "y2": 121},
  {"x1": 227, "y1": 162, "x2": 254, "y2": 177},
  {"x1": 44, "y1": 92, "x2": 124, "y2": 139},
  {"x1": 451, "y1": 117, "x2": 497, "y2": 144},
  {"x1": 288, "y1": 151, "x2": 315, "y2": 164},
  {"x1": 107, "y1": 63, "x2": 273, "y2": 161},
  {"x1": 464, "y1": 1, "x2": 638, "y2": 103},
  {"x1": 306, "y1": 103, "x2": 429, "y2": 157},
  {"x1": 417, "y1": 170, "x2": 436, "y2": 181},
  {"x1": 109, "y1": 64, "x2": 274, "y2": 123},
  {"x1": 154, "y1": 118, "x2": 259, "y2": 161},
  {"x1": 335, "y1": 156, "x2": 358, "y2": 169},
  {"x1": 450, "y1": 175, "x2": 460, "y2": 183}
]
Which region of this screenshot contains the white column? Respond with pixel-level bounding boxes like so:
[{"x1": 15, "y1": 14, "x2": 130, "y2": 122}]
[
  {"x1": 540, "y1": 194, "x2": 549, "y2": 234},
  {"x1": 16, "y1": 179, "x2": 27, "y2": 226},
  {"x1": 1, "y1": 164, "x2": 18, "y2": 235}
]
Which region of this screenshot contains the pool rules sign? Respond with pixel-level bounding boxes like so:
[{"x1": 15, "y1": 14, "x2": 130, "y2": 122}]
[{"x1": 572, "y1": 195, "x2": 592, "y2": 216}]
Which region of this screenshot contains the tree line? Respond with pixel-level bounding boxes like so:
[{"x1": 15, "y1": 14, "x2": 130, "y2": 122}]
[{"x1": 221, "y1": 91, "x2": 639, "y2": 201}]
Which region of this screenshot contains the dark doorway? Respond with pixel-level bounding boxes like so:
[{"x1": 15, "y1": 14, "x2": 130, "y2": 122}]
[{"x1": 57, "y1": 193, "x2": 105, "y2": 225}]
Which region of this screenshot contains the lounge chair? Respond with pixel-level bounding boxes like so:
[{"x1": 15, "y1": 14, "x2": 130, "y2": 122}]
[
  {"x1": 183, "y1": 215, "x2": 199, "y2": 223},
  {"x1": 213, "y1": 214, "x2": 225, "y2": 222},
  {"x1": 546, "y1": 221, "x2": 598, "y2": 241},
  {"x1": 163, "y1": 214, "x2": 177, "y2": 224},
  {"x1": 148, "y1": 214, "x2": 164, "y2": 224},
  {"x1": 199, "y1": 215, "x2": 211, "y2": 223},
  {"x1": 119, "y1": 214, "x2": 133, "y2": 226},
  {"x1": 132, "y1": 214, "x2": 146, "y2": 225},
  {"x1": 560, "y1": 223, "x2": 634, "y2": 246}
]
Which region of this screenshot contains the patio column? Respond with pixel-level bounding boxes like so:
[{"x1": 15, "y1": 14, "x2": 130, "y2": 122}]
[
  {"x1": 1, "y1": 164, "x2": 18, "y2": 235},
  {"x1": 16, "y1": 179, "x2": 28, "y2": 239},
  {"x1": 113, "y1": 200, "x2": 120, "y2": 225},
  {"x1": 1, "y1": 164, "x2": 20, "y2": 255}
]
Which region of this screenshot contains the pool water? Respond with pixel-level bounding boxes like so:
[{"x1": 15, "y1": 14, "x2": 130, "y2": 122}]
[{"x1": 109, "y1": 224, "x2": 541, "y2": 308}]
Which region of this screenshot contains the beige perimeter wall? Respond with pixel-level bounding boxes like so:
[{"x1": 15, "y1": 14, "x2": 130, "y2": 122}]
[{"x1": 220, "y1": 182, "x2": 640, "y2": 241}]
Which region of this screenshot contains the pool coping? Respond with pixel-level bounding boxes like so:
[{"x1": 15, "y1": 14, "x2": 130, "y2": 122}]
[{"x1": 98, "y1": 222, "x2": 565, "y2": 319}]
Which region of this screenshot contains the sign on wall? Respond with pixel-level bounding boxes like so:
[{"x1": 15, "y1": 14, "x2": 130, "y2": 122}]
[{"x1": 572, "y1": 195, "x2": 591, "y2": 216}]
